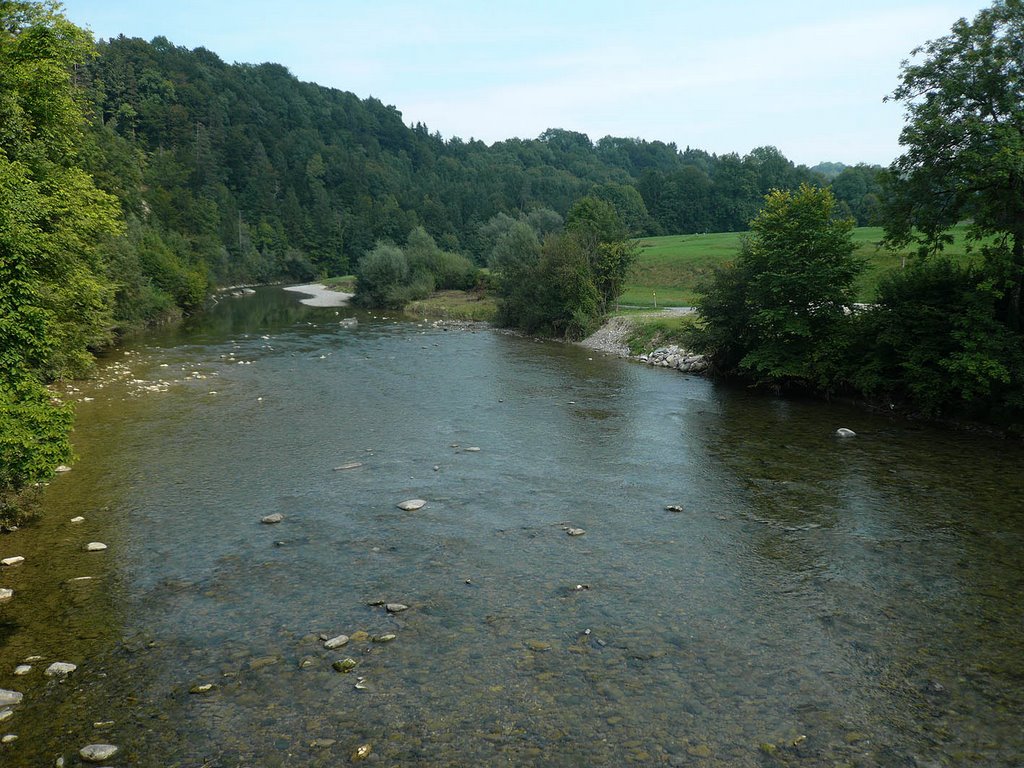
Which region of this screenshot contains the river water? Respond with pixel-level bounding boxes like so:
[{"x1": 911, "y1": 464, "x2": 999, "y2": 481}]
[{"x1": 1, "y1": 287, "x2": 1022, "y2": 767}]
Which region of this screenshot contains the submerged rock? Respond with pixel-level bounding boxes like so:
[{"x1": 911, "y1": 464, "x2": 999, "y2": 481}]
[
  {"x1": 565, "y1": 527, "x2": 586, "y2": 537},
  {"x1": 1, "y1": 556, "x2": 25, "y2": 566},
  {"x1": 84, "y1": 542, "x2": 107, "y2": 552},
  {"x1": 385, "y1": 603, "x2": 408, "y2": 613},
  {"x1": 79, "y1": 744, "x2": 118, "y2": 763},
  {"x1": 323, "y1": 634, "x2": 349, "y2": 649},
  {"x1": 0, "y1": 690, "x2": 22, "y2": 707},
  {"x1": 189, "y1": 683, "x2": 215, "y2": 694},
  {"x1": 260, "y1": 513, "x2": 284, "y2": 524},
  {"x1": 333, "y1": 462, "x2": 363, "y2": 471},
  {"x1": 351, "y1": 743, "x2": 372, "y2": 761},
  {"x1": 397, "y1": 499, "x2": 426, "y2": 511},
  {"x1": 665, "y1": 505, "x2": 684, "y2": 513},
  {"x1": 835, "y1": 427, "x2": 857, "y2": 438},
  {"x1": 13, "y1": 666, "x2": 30, "y2": 676},
  {"x1": 70, "y1": 516, "x2": 85, "y2": 524},
  {"x1": 333, "y1": 658, "x2": 357, "y2": 673},
  {"x1": 0, "y1": 589, "x2": 12, "y2": 602},
  {"x1": 44, "y1": 662, "x2": 77, "y2": 678}
]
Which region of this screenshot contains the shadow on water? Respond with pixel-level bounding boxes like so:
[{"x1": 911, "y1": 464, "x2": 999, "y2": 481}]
[{"x1": 1, "y1": 287, "x2": 1022, "y2": 766}]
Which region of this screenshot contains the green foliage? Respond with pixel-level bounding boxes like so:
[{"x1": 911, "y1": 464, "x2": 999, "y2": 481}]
[
  {"x1": 0, "y1": 1, "x2": 122, "y2": 501},
  {"x1": 854, "y1": 258, "x2": 1024, "y2": 419},
  {"x1": 491, "y1": 206, "x2": 633, "y2": 339},
  {"x1": 884, "y1": 0, "x2": 1024, "y2": 327},
  {"x1": 0, "y1": 377, "x2": 73, "y2": 496},
  {"x1": 690, "y1": 185, "x2": 862, "y2": 390},
  {"x1": 354, "y1": 243, "x2": 411, "y2": 309}
]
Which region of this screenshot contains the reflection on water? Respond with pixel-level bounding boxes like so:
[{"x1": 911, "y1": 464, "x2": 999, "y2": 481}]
[{"x1": 1, "y1": 287, "x2": 1022, "y2": 766}]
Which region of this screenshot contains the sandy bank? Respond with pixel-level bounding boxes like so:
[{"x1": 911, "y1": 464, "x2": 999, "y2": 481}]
[{"x1": 283, "y1": 283, "x2": 354, "y2": 307}]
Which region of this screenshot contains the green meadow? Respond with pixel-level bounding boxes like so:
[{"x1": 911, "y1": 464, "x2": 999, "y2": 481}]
[{"x1": 622, "y1": 224, "x2": 980, "y2": 308}]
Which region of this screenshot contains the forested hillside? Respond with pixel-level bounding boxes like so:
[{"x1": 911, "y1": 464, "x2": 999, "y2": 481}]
[{"x1": 77, "y1": 34, "x2": 882, "y2": 331}]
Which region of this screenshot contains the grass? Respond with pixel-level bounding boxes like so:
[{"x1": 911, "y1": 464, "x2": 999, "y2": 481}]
[
  {"x1": 404, "y1": 290, "x2": 498, "y2": 322},
  {"x1": 624, "y1": 224, "x2": 981, "y2": 307},
  {"x1": 623, "y1": 314, "x2": 700, "y2": 355},
  {"x1": 320, "y1": 274, "x2": 357, "y2": 292}
]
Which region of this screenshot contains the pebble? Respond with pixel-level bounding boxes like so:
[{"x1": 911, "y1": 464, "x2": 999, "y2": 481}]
[
  {"x1": 323, "y1": 634, "x2": 349, "y2": 649},
  {"x1": 1, "y1": 556, "x2": 25, "y2": 566},
  {"x1": 298, "y1": 656, "x2": 316, "y2": 669},
  {"x1": 0, "y1": 589, "x2": 12, "y2": 602},
  {"x1": 351, "y1": 743, "x2": 372, "y2": 761},
  {"x1": 835, "y1": 427, "x2": 856, "y2": 438},
  {"x1": 372, "y1": 633, "x2": 397, "y2": 643},
  {"x1": 385, "y1": 603, "x2": 408, "y2": 613},
  {"x1": 665, "y1": 505, "x2": 684, "y2": 513},
  {"x1": 84, "y1": 542, "x2": 107, "y2": 552},
  {"x1": 333, "y1": 462, "x2": 363, "y2": 471},
  {"x1": 44, "y1": 662, "x2": 77, "y2": 677},
  {"x1": 465, "y1": 446, "x2": 481, "y2": 452},
  {"x1": 55, "y1": 465, "x2": 72, "y2": 473},
  {"x1": 70, "y1": 516, "x2": 85, "y2": 524},
  {"x1": 260, "y1": 513, "x2": 284, "y2": 524},
  {"x1": 189, "y1": 683, "x2": 215, "y2": 694},
  {"x1": 79, "y1": 744, "x2": 119, "y2": 763},
  {"x1": 397, "y1": 499, "x2": 426, "y2": 511},
  {"x1": 1, "y1": 734, "x2": 16, "y2": 744},
  {"x1": 0, "y1": 710, "x2": 12, "y2": 723},
  {"x1": 565, "y1": 528, "x2": 586, "y2": 536},
  {"x1": 13, "y1": 666, "x2": 30, "y2": 676}
]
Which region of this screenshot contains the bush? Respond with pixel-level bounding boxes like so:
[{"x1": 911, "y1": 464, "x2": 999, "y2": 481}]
[{"x1": 856, "y1": 258, "x2": 1024, "y2": 419}]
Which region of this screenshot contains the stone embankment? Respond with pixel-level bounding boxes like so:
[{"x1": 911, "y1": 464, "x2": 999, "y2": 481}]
[{"x1": 578, "y1": 314, "x2": 708, "y2": 374}]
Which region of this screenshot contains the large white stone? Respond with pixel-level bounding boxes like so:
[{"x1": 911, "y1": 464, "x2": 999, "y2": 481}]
[
  {"x1": 0, "y1": 690, "x2": 22, "y2": 707},
  {"x1": 44, "y1": 662, "x2": 77, "y2": 677},
  {"x1": 1, "y1": 556, "x2": 25, "y2": 566},
  {"x1": 261, "y1": 513, "x2": 284, "y2": 524},
  {"x1": 324, "y1": 634, "x2": 349, "y2": 649},
  {"x1": 396, "y1": 499, "x2": 426, "y2": 511},
  {"x1": 79, "y1": 744, "x2": 119, "y2": 763}
]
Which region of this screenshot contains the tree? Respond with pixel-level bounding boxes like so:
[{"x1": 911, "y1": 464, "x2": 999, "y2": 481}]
[
  {"x1": 690, "y1": 185, "x2": 862, "y2": 390},
  {"x1": 883, "y1": 0, "x2": 1024, "y2": 328},
  {"x1": 1, "y1": 2, "x2": 123, "y2": 513}
]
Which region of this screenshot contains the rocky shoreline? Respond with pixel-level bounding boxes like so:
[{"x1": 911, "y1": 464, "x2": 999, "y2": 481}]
[{"x1": 579, "y1": 315, "x2": 708, "y2": 374}]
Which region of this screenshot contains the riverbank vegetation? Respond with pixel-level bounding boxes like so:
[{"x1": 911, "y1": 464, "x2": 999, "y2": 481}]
[{"x1": 688, "y1": 1, "x2": 1024, "y2": 429}]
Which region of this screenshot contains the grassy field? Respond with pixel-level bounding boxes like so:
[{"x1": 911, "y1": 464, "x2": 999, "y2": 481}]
[
  {"x1": 623, "y1": 224, "x2": 979, "y2": 308},
  {"x1": 404, "y1": 290, "x2": 498, "y2": 321}
]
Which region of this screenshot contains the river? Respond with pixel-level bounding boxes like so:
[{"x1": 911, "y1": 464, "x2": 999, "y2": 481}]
[{"x1": 1, "y1": 286, "x2": 1022, "y2": 766}]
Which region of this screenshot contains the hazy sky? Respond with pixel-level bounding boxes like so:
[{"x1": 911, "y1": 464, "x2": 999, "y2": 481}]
[{"x1": 60, "y1": 1, "x2": 990, "y2": 167}]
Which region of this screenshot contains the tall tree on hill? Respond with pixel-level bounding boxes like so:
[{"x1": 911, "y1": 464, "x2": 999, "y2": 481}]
[{"x1": 883, "y1": 0, "x2": 1024, "y2": 329}]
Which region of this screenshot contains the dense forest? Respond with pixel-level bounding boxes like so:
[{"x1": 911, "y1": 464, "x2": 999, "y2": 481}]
[{"x1": 72, "y1": 33, "x2": 882, "y2": 332}]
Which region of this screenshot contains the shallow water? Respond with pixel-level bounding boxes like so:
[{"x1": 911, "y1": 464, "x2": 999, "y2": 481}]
[{"x1": 1, "y1": 287, "x2": 1022, "y2": 766}]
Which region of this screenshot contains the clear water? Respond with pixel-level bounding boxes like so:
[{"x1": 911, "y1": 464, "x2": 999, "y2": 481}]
[{"x1": 1, "y1": 287, "x2": 1022, "y2": 766}]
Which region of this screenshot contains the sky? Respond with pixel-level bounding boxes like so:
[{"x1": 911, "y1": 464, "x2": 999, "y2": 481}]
[{"x1": 59, "y1": 0, "x2": 992, "y2": 167}]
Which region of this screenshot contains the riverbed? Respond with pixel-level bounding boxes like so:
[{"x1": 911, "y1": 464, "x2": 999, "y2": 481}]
[{"x1": 1, "y1": 286, "x2": 1021, "y2": 766}]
